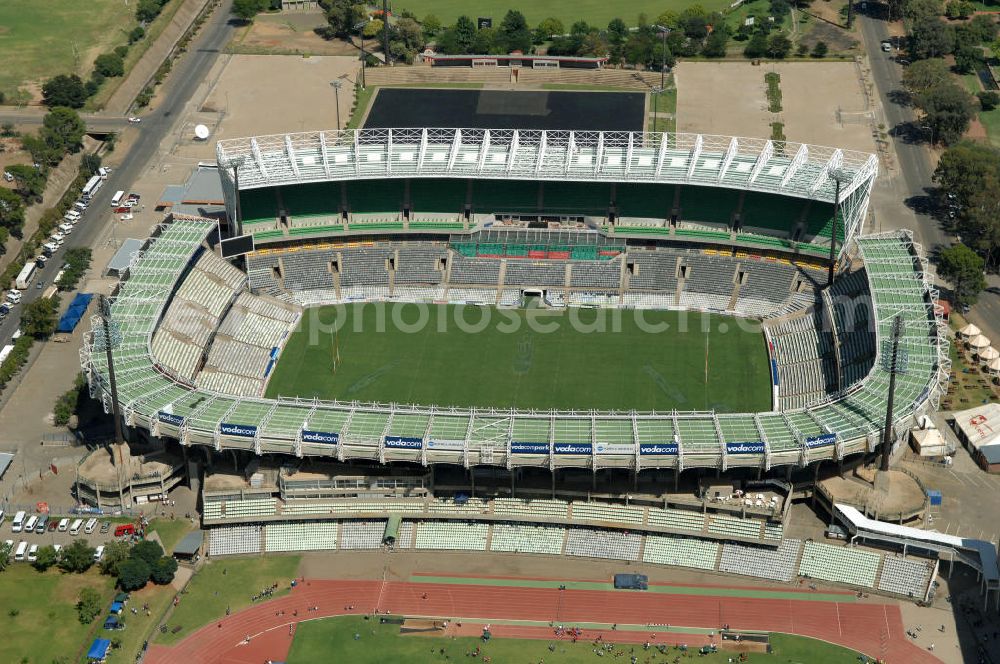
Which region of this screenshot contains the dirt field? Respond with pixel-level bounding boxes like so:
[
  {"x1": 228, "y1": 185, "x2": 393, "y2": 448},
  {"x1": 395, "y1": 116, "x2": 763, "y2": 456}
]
[
  {"x1": 231, "y1": 9, "x2": 357, "y2": 56},
  {"x1": 0, "y1": 137, "x2": 30, "y2": 192},
  {"x1": 675, "y1": 61, "x2": 874, "y2": 152}
]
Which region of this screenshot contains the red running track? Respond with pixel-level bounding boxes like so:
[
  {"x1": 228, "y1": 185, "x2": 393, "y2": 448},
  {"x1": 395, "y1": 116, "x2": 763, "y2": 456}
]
[{"x1": 145, "y1": 579, "x2": 942, "y2": 664}]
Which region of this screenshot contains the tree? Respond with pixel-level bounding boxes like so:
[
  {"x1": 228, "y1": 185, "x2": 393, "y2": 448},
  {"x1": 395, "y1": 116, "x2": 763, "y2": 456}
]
[
  {"x1": 744, "y1": 32, "x2": 768, "y2": 58},
  {"x1": 701, "y1": 29, "x2": 729, "y2": 58},
  {"x1": 94, "y1": 52, "x2": 125, "y2": 78},
  {"x1": 362, "y1": 18, "x2": 383, "y2": 38},
  {"x1": 534, "y1": 17, "x2": 564, "y2": 42},
  {"x1": 421, "y1": 14, "x2": 441, "y2": 36},
  {"x1": 979, "y1": 91, "x2": 1000, "y2": 111},
  {"x1": 32, "y1": 545, "x2": 58, "y2": 571},
  {"x1": 76, "y1": 587, "x2": 102, "y2": 624},
  {"x1": 916, "y1": 83, "x2": 973, "y2": 145},
  {"x1": 811, "y1": 41, "x2": 828, "y2": 58},
  {"x1": 910, "y1": 17, "x2": 955, "y2": 59},
  {"x1": 129, "y1": 26, "x2": 146, "y2": 44},
  {"x1": 21, "y1": 296, "x2": 59, "y2": 338},
  {"x1": 0, "y1": 188, "x2": 25, "y2": 232},
  {"x1": 60, "y1": 539, "x2": 96, "y2": 573},
  {"x1": 939, "y1": 243, "x2": 987, "y2": 305},
  {"x1": 99, "y1": 541, "x2": 132, "y2": 577},
  {"x1": 0, "y1": 541, "x2": 11, "y2": 572},
  {"x1": 607, "y1": 18, "x2": 629, "y2": 46},
  {"x1": 136, "y1": 0, "x2": 162, "y2": 23},
  {"x1": 118, "y1": 558, "x2": 152, "y2": 591},
  {"x1": 20, "y1": 133, "x2": 62, "y2": 167},
  {"x1": 324, "y1": 0, "x2": 364, "y2": 38},
  {"x1": 42, "y1": 107, "x2": 86, "y2": 154},
  {"x1": 500, "y1": 10, "x2": 532, "y2": 53},
  {"x1": 902, "y1": 58, "x2": 951, "y2": 95},
  {"x1": 151, "y1": 556, "x2": 179, "y2": 585},
  {"x1": 766, "y1": 33, "x2": 792, "y2": 58},
  {"x1": 6, "y1": 164, "x2": 46, "y2": 201},
  {"x1": 131, "y1": 540, "x2": 164, "y2": 568},
  {"x1": 954, "y1": 44, "x2": 983, "y2": 74},
  {"x1": 233, "y1": 0, "x2": 267, "y2": 22},
  {"x1": 904, "y1": 0, "x2": 944, "y2": 21},
  {"x1": 453, "y1": 15, "x2": 477, "y2": 52},
  {"x1": 472, "y1": 27, "x2": 502, "y2": 54},
  {"x1": 41, "y1": 75, "x2": 86, "y2": 109},
  {"x1": 82, "y1": 153, "x2": 103, "y2": 175}
]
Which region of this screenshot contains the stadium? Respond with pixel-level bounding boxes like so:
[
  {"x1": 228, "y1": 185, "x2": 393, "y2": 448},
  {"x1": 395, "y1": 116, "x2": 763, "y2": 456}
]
[
  {"x1": 82, "y1": 124, "x2": 998, "y2": 663},
  {"x1": 81, "y1": 128, "x2": 946, "y2": 474}
]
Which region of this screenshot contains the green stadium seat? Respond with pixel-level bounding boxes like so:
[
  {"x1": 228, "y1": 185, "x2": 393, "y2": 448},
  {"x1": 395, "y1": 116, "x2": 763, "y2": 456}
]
[
  {"x1": 614, "y1": 183, "x2": 672, "y2": 220},
  {"x1": 410, "y1": 178, "x2": 466, "y2": 214},
  {"x1": 346, "y1": 179, "x2": 403, "y2": 214},
  {"x1": 240, "y1": 188, "x2": 279, "y2": 223},
  {"x1": 802, "y1": 201, "x2": 844, "y2": 243},
  {"x1": 281, "y1": 182, "x2": 340, "y2": 218},
  {"x1": 542, "y1": 181, "x2": 611, "y2": 216},
  {"x1": 288, "y1": 225, "x2": 344, "y2": 236},
  {"x1": 452, "y1": 242, "x2": 477, "y2": 257},
  {"x1": 678, "y1": 186, "x2": 738, "y2": 227},
  {"x1": 408, "y1": 221, "x2": 465, "y2": 230},
  {"x1": 471, "y1": 179, "x2": 539, "y2": 214},
  {"x1": 570, "y1": 246, "x2": 598, "y2": 260},
  {"x1": 350, "y1": 222, "x2": 405, "y2": 231},
  {"x1": 252, "y1": 229, "x2": 285, "y2": 241},
  {"x1": 739, "y1": 192, "x2": 807, "y2": 236},
  {"x1": 738, "y1": 233, "x2": 794, "y2": 250},
  {"x1": 613, "y1": 226, "x2": 672, "y2": 236},
  {"x1": 674, "y1": 228, "x2": 730, "y2": 241}
]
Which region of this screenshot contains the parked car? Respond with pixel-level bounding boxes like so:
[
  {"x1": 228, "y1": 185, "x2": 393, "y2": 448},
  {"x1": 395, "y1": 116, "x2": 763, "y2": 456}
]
[
  {"x1": 825, "y1": 525, "x2": 848, "y2": 540},
  {"x1": 100, "y1": 521, "x2": 111, "y2": 534}
]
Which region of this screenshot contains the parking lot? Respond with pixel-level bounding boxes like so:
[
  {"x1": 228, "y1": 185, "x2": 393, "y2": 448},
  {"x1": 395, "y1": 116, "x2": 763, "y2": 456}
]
[{"x1": 1, "y1": 512, "x2": 137, "y2": 563}]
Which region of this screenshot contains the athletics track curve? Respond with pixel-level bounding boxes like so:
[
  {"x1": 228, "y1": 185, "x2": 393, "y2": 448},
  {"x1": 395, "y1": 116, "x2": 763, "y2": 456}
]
[{"x1": 144, "y1": 578, "x2": 942, "y2": 664}]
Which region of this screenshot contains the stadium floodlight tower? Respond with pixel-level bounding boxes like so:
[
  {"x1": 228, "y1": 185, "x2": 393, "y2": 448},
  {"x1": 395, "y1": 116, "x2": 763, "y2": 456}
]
[
  {"x1": 330, "y1": 80, "x2": 343, "y2": 129},
  {"x1": 219, "y1": 154, "x2": 250, "y2": 236},
  {"x1": 827, "y1": 167, "x2": 852, "y2": 287},
  {"x1": 879, "y1": 315, "x2": 907, "y2": 475}
]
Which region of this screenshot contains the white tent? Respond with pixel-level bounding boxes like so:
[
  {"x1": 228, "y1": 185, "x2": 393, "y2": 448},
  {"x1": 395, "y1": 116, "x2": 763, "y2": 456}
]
[
  {"x1": 968, "y1": 334, "x2": 991, "y2": 349},
  {"x1": 989, "y1": 358, "x2": 1000, "y2": 374},
  {"x1": 910, "y1": 428, "x2": 950, "y2": 457},
  {"x1": 960, "y1": 323, "x2": 982, "y2": 337},
  {"x1": 980, "y1": 347, "x2": 1000, "y2": 362}
]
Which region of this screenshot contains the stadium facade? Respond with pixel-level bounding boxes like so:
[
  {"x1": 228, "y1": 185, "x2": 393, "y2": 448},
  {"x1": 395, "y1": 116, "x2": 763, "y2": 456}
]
[{"x1": 79, "y1": 129, "x2": 949, "y2": 476}]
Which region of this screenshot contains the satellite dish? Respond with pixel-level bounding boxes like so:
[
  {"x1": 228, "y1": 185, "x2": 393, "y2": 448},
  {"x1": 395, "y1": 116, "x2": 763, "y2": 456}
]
[{"x1": 194, "y1": 124, "x2": 210, "y2": 140}]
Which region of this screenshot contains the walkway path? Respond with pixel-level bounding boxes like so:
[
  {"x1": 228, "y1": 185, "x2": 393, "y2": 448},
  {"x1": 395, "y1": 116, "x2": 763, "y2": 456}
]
[{"x1": 144, "y1": 577, "x2": 942, "y2": 664}]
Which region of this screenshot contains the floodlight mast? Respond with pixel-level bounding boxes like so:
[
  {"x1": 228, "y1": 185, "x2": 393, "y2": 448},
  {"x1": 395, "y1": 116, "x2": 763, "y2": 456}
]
[
  {"x1": 827, "y1": 168, "x2": 850, "y2": 287},
  {"x1": 99, "y1": 295, "x2": 126, "y2": 462},
  {"x1": 880, "y1": 315, "x2": 905, "y2": 472}
]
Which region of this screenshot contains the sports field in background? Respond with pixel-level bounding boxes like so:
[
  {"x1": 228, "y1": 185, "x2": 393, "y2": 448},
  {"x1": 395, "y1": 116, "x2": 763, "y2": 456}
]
[
  {"x1": 0, "y1": 0, "x2": 137, "y2": 95},
  {"x1": 265, "y1": 304, "x2": 772, "y2": 412},
  {"x1": 390, "y1": 0, "x2": 731, "y2": 28},
  {"x1": 286, "y1": 615, "x2": 861, "y2": 664}
]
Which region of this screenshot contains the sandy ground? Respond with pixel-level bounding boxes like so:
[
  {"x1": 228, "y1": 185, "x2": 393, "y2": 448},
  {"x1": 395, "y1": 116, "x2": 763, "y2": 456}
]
[
  {"x1": 233, "y1": 9, "x2": 356, "y2": 56},
  {"x1": 675, "y1": 61, "x2": 874, "y2": 152}
]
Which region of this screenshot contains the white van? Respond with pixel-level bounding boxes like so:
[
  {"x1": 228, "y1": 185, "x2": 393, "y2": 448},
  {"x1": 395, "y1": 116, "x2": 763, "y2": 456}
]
[
  {"x1": 98, "y1": 167, "x2": 110, "y2": 180},
  {"x1": 57, "y1": 517, "x2": 69, "y2": 532},
  {"x1": 11, "y1": 511, "x2": 26, "y2": 532},
  {"x1": 94, "y1": 545, "x2": 105, "y2": 562},
  {"x1": 27, "y1": 544, "x2": 37, "y2": 562},
  {"x1": 58, "y1": 223, "x2": 73, "y2": 234},
  {"x1": 64, "y1": 210, "x2": 80, "y2": 221},
  {"x1": 69, "y1": 518, "x2": 83, "y2": 536},
  {"x1": 23, "y1": 515, "x2": 37, "y2": 533},
  {"x1": 84, "y1": 518, "x2": 98, "y2": 534},
  {"x1": 74, "y1": 201, "x2": 88, "y2": 212},
  {"x1": 6, "y1": 290, "x2": 22, "y2": 304},
  {"x1": 111, "y1": 190, "x2": 125, "y2": 207},
  {"x1": 14, "y1": 541, "x2": 27, "y2": 561}
]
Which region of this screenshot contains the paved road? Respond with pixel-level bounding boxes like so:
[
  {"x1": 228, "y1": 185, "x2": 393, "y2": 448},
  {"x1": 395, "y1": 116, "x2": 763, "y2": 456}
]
[
  {"x1": 0, "y1": 0, "x2": 237, "y2": 347},
  {"x1": 858, "y1": 12, "x2": 949, "y2": 253},
  {"x1": 0, "y1": 108, "x2": 130, "y2": 134}
]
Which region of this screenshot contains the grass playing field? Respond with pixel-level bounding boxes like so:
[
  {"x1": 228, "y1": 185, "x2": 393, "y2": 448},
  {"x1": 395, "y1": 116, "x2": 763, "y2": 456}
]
[
  {"x1": 154, "y1": 555, "x2": 301, "y2": 645},
  {"x1": 265, "y1": 304, "x2": 772, "y2": 413},
  {"x1": 390, "y1": 0, "x2": 732, "y2": 28},
  {"x1": 286, "y1": 616, "x2": 862, "y2": 664},
  {"x1": 0, "y1": 0, "x2": 138, "y2": 97}
]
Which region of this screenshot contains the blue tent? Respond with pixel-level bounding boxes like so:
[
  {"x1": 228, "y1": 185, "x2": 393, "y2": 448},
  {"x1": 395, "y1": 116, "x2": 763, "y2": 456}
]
[
  {"x1": 109, "y1": 601, "x2": 123, "y2": 614},
  {"x1": 56, "y1": 293, "x2": 94, "y2": 334},
  {"x1": 87, "y1": 638, "x2": 111, "y2": 661},
  {"x1": 103, "y1": 614, "x2": 120, "y2": 630}
]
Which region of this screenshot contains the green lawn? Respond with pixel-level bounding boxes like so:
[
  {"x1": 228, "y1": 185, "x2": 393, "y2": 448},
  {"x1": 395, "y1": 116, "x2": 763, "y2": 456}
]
[
  {"x1": 266, "y1": 304, "x2": 772, "y2": 412},
  {"x1": 287, "y1": 616, "x2": 862, "y2": 664},
  {"x1": 389, "y1": 0, "x2": 731, "y2": 28},
  {"x1": 147, "y1": 518, "x2": 193, "y2": 554},
  {"x1": 0, "y1": 565, "x2": 114, "y2": 664},
  {"x1": 154, "y1": 555, "x2": 301, "y2": 645},
  {"x1": 105, "y1": 582, "x2": 177, "y2": 664},
  {"x1": 0, "y1": 0, "x2": 137, "y2": 97},
  {"x1": 979, "y1": 107, "x2": 1000, "y2": 148}
]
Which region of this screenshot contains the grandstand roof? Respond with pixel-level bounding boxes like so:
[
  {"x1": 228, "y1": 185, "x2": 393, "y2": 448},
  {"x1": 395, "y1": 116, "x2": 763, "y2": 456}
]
[
  {"x1": 82, "y1": 217, "x2": 945, "y2": 472},
  {"x1": 215, "y1": 129, "x2": 878, "y2": 206}
]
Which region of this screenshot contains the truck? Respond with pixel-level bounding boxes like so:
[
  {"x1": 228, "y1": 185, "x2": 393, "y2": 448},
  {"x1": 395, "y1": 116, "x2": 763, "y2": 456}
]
[
  {"x1": 0, "y1": 344, "x2": 13, "y2": 365},
  {"x1": 15, "y1": 263, "x2": 35, "y2": 290}
]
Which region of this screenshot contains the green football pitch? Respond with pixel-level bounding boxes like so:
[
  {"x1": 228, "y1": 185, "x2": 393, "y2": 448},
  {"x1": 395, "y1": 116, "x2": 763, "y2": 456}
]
[
  {"x1": 286, "y1": 616, "x2": 862, "y2": 664},
  {"x1": 265, "y1": 304, "x2": 772, "y2": 412}
]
